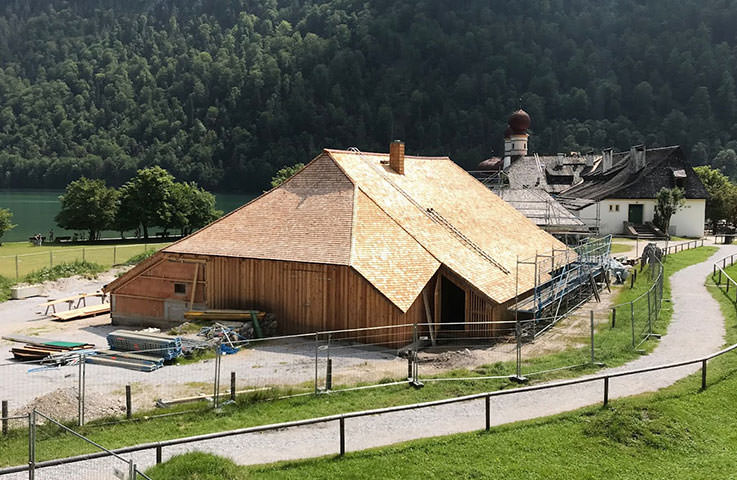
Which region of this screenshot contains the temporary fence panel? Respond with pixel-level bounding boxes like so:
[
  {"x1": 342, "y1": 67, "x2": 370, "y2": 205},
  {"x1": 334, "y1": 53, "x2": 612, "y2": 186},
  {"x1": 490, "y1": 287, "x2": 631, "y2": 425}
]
[
  {"x1": 320, "y1": 325, "x2": 414, "y2": 393},
  {"x1": 416, "y1": 321, "x2": 520, "y2": 384},
  {"x1": 216, "y1": 334, "x2": 320, "y2": 405},
  {"x1": 0, "y1": 357, "x2": 81, "y2": 428}
]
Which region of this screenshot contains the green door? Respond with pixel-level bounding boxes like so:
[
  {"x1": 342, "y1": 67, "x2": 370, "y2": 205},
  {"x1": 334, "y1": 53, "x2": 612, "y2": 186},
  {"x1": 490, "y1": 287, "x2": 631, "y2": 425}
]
[{"x1": 628, "y1": 204, "x2": 644, "y2": 224}]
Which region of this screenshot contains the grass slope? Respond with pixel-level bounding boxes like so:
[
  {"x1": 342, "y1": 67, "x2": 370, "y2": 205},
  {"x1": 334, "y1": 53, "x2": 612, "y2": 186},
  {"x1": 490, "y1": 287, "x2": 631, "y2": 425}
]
[
  {"x1": 0, "y1": 241, "x2": 169, "y2": 279},
  {"x1": 148, "y1": 251, "x2": 737, "y2": 479},
  {"x1": 0, "y1": 248, "x2": 716, "y2": 468}
]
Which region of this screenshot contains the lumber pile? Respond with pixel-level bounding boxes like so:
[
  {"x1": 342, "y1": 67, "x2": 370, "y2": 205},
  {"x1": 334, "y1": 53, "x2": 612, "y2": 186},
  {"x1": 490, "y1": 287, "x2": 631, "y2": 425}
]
[
  {"x1": 106, "y1": 330, "x2": 182, "y2": 360},
  {"x1": 52, "y1": 303, "x2": 110, "y2": 322},
  {"x1": 184, "y1": 309, "x2": 277, "y2": 339},
  {"x1": 184, "y1": 309, "x2": 266, "y2": 322},
  {"x1": 2, "y1": 335, "x2": 95, "y2": 361}
]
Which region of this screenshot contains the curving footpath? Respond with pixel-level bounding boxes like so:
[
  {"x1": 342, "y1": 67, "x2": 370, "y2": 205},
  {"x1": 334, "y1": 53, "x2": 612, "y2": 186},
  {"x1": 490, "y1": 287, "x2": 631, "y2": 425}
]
[{"x1": 3, "y1": 244, "x2": 735, "y2": 478}]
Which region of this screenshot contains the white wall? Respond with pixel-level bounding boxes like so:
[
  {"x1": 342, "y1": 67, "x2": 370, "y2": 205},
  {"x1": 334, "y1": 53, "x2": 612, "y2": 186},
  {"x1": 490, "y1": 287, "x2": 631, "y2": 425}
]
[{"x1": 575, "y1": 198, "x2": 705, "y2": 237}]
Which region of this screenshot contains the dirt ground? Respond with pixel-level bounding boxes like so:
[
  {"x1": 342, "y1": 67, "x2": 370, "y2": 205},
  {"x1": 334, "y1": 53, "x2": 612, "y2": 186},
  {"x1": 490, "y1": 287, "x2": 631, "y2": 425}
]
[{"x1": 0, "y1": 266, "x2": 620, "y2": 423}]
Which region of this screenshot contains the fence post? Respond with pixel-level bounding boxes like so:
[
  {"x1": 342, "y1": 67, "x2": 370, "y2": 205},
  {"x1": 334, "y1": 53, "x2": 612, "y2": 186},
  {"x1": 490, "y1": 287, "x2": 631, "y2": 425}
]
[
  {"x1": 49, "y1": 250, "x2": 52, "y2": 268},
  {"x1": 113, "y1": 246, "x2": 117, "y2": 265},
  {"x1": 1, "y1": 400, "x2": 6, "y2": 436},
  {"x1": 213, "y1": 346, "x2": 221, "y2": 408},
  {"x1": 630, "y1": 302, "x2": 635, "y2": 348},
  {"x1": 28, "y1": 410, "x2": 35, "y2": 480},
  {"x1": 647, "y1": 288, "x2": 652, "y2": 335},
  {"x1": 590, "y1": 310, "x2": 595, "y2": 364},
  {"x1": 128, "y1": 460, "x2": 135, "y2": 480},
  {"x1": 15, "y1": 255, "x2": 18, "y2": 281},
  {"x1": 314, "y1": 333, "x2": 319, "y2": 394},
  {"x1": 78, "y1": 354, "x2": 86, "y2": 427},
  {"x1": 82, "y1": 247, "x2": 85, "y2": 262},
  {"x1": 125, "y1": 385, "x2": 132, "y2": 419},
  {"x1": 701, "y1": 359, "x2": 707, "y2": 390},
  {"x1": 515, "y1": 318, "x2": 522, "y2": 379},
  {"x1": 326, "y1": 358, "x2": 333, "y2": 391},
  {"x1": 407, "y1": 354, "x2": 413, "y2": 382},
  {"x1": 156, "y1": 444, "x2": 163, "y2": 464},
  {"x1": 603, "y1": 377, "x2": 609, "y2": 406},
  {"x1": 485, "y1": 394, "x2": 491, "y2": 431},
  {"x1": 339, "y1": 417, "x2": 346, "y2": 456},
  {"x1": 611, "y1": 308, "x2": 616, "y2": 328},
  {"x1": 231, "y1": 371, "x2": 236, "y2": 402}
]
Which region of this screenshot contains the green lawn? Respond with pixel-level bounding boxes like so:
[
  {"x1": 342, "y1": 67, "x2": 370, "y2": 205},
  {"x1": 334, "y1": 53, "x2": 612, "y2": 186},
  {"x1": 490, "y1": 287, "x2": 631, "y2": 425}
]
[
  {"x1": 0, "y1": 248, "x2": 716, "y2": 469},
  {"x1": 0, "y1": 241, "x2": 169, "y2": 279},
  {"x1": 146, "y1": 252, "x2": 737, "y2": 480},
  {"x1": 609, "y1": 242, "x2": 632, "y2": 254}
]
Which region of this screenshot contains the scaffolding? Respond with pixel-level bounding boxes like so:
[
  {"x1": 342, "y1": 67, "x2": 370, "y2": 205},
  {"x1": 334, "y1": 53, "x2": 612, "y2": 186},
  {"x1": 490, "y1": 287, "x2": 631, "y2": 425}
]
[
  {"x1": 470, "y1": 169, "x2": 600, "y2": 235},
  {"x1": 510, "y1": 235, "x2": 612, "y2": 337}
]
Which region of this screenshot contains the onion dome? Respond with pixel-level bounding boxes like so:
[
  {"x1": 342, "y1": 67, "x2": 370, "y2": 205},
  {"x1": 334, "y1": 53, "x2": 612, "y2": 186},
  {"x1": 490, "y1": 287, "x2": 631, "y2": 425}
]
[{"x1": 508, "y1": 109, "x2": 531, "y2": 134}]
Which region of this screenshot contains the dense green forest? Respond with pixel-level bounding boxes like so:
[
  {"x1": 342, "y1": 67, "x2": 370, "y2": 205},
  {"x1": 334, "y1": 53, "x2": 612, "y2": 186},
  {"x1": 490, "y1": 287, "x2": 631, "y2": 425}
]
[{"x1": 1, "y1": 0, "x2": 737, "y2": 191}]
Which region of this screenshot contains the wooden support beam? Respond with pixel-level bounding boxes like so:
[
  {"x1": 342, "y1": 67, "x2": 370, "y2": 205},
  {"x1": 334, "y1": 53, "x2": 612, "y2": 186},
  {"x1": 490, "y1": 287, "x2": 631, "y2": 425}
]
[
  {"x1": 189, "y1": 263, "x2": 200, "y2": 311},
  {"x1": 422, "y1": 289, "x2": 436, "y2": 346}
]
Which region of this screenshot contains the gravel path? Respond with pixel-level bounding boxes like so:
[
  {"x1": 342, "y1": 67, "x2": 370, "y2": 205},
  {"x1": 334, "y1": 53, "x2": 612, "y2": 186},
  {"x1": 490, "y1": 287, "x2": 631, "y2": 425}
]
[{"x1": 3, "y1": 244, "x2": 733, "y2": 479}]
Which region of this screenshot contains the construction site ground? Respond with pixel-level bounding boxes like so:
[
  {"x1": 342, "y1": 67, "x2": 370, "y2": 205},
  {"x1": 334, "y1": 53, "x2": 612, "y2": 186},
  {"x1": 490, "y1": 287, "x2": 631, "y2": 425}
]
[
  {"x1": 0, "y1": 239, "x2": 726, "y2": 479},
  {"x1": 0, "y1": 263, "x2": 621, "y2": 423}
]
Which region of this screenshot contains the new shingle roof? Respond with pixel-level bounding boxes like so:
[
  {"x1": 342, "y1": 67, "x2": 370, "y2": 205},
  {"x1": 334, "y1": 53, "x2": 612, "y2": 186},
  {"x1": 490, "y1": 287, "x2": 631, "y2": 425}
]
[{"x1": 164, "y1": 149, "x2": 567, "y2": 311}]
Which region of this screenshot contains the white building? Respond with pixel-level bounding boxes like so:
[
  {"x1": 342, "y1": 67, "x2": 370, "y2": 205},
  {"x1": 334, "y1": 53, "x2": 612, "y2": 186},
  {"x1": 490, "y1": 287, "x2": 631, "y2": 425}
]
[{"x1": 558, "y1": 146, "x2": 707, "y2": 238}]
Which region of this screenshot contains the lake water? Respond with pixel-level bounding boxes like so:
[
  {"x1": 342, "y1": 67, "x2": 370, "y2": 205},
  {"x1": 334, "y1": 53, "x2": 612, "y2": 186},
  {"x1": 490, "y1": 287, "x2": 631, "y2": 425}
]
[{"x1": 0, "y1": 190, "x2": 257, "y2": 242}]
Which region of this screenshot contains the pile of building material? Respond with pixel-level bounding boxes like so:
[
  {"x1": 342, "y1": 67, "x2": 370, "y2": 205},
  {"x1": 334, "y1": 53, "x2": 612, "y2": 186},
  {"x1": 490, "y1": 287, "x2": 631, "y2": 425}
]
[
  {"x1": 184, "y1": 309, "x2": 266, "y2": 322},
  {"x1": 85, "y1": 350, "x2": 164, "y2": 372},
  {"x1": 52, "y1": 303, "x2": 110, "y2": 322},
  {"x1": 106, "y1": 330, "x2": 182, "y2": 360},
  {"x1": 2, "y1": 334, "x2": 95, "y2": 361},
  {"x1": 184, "y1": 309, "x2": 277, "y2": 339}
]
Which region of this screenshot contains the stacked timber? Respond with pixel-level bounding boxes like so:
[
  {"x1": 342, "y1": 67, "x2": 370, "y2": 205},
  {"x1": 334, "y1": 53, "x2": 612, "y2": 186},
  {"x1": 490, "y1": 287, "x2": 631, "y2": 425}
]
[
  {"x1": 85, "y1": 350, "x2": 164, "y2": 372},
  {"x1": 2, "y1": 334, "x2": 95, "y2": 361},
  {"x1": 184, "y1": 309, "x2": 266, "y2": 322},
  {"x1": 184, "y1": 309, "x2": 277, "y2": 339},
  {"x1": 106, "y1": 330, "x2": 182, "y2": 360}
]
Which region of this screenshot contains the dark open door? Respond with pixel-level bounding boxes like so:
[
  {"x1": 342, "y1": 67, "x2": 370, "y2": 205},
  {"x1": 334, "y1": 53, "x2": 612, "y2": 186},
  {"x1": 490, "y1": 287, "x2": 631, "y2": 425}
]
[
  {"x1": 440, "y1": 276, "x2": 465, "y2": 330},
  {"x1": 628, "y1": 204, "x2": 644, "y2": 224}
]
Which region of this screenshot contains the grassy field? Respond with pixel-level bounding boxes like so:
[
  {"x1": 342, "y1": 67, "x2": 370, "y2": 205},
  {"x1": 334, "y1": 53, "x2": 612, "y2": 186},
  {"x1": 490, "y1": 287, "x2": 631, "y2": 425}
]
[
  {"x1": 609, "y1": 242, "x2": 632, "y2": 254},
  {"x1": 0, "y1": 247, "x2": 716, "y2": 469},
  {"x1": 0, "y1": 241, "x2": 169, "y2": 279},
  {"x1": 147, "y1": 253, "x2": 737, "y2": 479}
]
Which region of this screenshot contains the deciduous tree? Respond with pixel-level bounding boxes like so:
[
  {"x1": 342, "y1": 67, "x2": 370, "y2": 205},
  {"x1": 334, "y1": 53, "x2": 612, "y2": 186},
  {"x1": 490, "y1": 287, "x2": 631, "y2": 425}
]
[{"x1": 55, "y1": 178, "x2": 118, "y2": 240}]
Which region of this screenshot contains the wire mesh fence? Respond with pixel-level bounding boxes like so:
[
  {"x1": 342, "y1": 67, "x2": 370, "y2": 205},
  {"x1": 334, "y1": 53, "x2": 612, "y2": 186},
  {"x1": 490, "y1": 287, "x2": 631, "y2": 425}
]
[
  {"x1": 610, "y1": 260, "x2": 664, "y2": 349},
  {"x1": 0, "y1": 254, "x2": 670, "y2": 442},
  {"x1": 0, "y1": 243, "x2": 167, "y2": 280}
]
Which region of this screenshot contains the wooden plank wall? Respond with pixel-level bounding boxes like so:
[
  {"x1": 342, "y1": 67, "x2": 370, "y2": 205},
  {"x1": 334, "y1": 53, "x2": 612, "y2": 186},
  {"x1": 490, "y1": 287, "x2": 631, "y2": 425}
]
[
  {"x1": 206, "y1": 256, "x2": 422, "y2": 345},
  {"x1": 112, "y1": 257, "x2": 205, "y2": 319}
]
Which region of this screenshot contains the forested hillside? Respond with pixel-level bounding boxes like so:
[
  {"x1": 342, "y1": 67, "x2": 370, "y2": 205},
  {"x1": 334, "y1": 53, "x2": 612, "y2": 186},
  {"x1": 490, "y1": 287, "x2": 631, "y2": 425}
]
[{"x1": 1, "y1": 0, "x2": 737, "y2": 191}]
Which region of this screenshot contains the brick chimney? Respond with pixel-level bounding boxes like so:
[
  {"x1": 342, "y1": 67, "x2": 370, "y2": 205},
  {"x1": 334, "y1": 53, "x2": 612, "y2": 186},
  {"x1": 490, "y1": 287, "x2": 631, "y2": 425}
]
[{"x1": 389, "y1": 140, "x2": 405, "y2": 174}]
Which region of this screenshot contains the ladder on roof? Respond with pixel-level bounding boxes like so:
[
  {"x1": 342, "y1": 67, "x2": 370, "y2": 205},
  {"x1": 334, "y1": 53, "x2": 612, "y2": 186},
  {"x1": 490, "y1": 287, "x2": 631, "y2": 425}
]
[
  {"x1": 426, "y1": 208, "x2": 509, "y2": 274},
  {"x1": 349, "y1": 147, "x2": 509, "y2": 274}
]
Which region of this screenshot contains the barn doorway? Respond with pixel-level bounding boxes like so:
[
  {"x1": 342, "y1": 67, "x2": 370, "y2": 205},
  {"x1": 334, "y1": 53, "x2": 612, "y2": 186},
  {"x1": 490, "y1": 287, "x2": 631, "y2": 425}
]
[{"x1": 441, "y1": 276, "x2": 466, "y2": 330}]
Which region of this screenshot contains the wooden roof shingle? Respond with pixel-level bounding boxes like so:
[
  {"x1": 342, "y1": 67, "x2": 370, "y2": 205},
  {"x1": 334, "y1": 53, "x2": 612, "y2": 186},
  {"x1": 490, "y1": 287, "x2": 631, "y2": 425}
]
[{"x1": 162, "y1": 148, "x2": 568, "y2": 311}]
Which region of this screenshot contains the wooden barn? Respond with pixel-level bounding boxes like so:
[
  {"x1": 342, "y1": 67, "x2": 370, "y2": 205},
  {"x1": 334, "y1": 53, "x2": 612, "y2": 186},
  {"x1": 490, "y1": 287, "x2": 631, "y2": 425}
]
[{"x1": 104, "y1": 143, "x2": 568, "y2": 344}]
